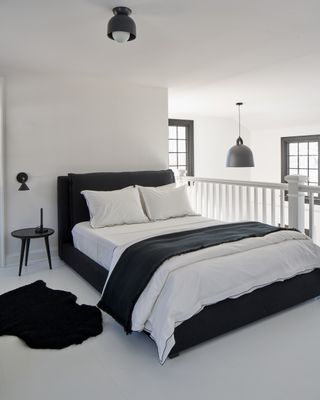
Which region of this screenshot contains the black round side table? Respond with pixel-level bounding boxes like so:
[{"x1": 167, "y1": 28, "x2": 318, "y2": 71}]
[{"x1": 11, "y1": 228, "x2": 55, "y2": 276}]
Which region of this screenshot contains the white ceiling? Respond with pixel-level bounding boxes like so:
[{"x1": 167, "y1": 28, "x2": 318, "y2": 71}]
[{"x1": 1, "y1": 0, "x2": 320, "y2": 127}]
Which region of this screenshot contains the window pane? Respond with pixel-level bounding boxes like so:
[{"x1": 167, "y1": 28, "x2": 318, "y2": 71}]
[
  {"x1": 177, "y1": 127, "x2": 186, "y2": 139},
  {"x1": 168, "y1": 119, "x2": 194, "y2": 176},
  {"x1": 169, "y1": 126, "x2": 176, "y2": 139},
  {"x1": 285, "y1": 137, "x2": 320, "y2": 189},
  {"x1": 289, "y1": 142, "x2": 298, "y2": 155},
  {"x1": 178, "y1": 153, "x2": 186, "y2": 165},
  {"x1": 299, "y1": 142, "x2": 308, "y2": 155},
  {"x1": 309, "y1": 142, "x2": 318, "y2": 155},
  {"x1": 169, "y1": 140, "x2": 177, "y2": 152},
  {"x1": 289, "y1": 156, "x2": 298, "y2": 168},
  {"x1": 169, "y1": 153, "x2": 177, "y2": 165},
  {"x1": 299, "y1": 168, "x2": 308, "y2": 177},
  {"x1": 309, "y1": 155, "x2": 318, "y2": 169},
  {"x1": 178, "y1": 140, "x2": 186, "y2": 152},
  {"x1": 299, "y1": 156, "x2": 308, "y2": 168},
  {"x1": 309, "y1": 169, "x2": 318, "y2": 183}
]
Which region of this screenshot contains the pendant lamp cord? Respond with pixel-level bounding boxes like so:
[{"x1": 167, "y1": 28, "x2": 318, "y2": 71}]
[
  {"x1": 236, "y1": 102, "x2": 243, "y2": 145},
  {"x1": 238, "y1": 103, "x2": 241, "y2": 139}
]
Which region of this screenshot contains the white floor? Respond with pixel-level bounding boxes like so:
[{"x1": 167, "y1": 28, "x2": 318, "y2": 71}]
[{"x1": 1, "y1": 261, "x2": 320, "y2": 400}]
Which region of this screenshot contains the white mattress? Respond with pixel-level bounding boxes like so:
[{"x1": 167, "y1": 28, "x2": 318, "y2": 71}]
[{"x1": 72, "y1": 216, "x2": 221, "y2": 270}]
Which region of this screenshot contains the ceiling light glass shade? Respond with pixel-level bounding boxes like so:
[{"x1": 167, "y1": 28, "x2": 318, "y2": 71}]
[
  {"x1": 226, "y1": 138, "x2": 255, "y2": 167},
  {"x1": 112, "y1": 31, "x2": 131, "y2": 43},
  {"x1": 107, "y1": 7, "x2": 136, "y2": 42}
]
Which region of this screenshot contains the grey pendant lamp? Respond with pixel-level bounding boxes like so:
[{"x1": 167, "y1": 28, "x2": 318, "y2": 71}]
[{"x1": 226, "y1": 102, "x2": 254, "y2": 167}]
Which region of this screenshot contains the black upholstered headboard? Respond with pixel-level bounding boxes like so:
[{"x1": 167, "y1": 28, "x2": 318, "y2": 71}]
[{"x1": 57, "y1": 169, "x2": 175, "y2": 252}]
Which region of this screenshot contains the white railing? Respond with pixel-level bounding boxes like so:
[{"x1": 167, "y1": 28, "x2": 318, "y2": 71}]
[
  {"x1": 298, "y1": 180, "x2": 320, "y2": 240},
  {"x1": 181, "y1": 175, "x2": 320, "y2": 242}
]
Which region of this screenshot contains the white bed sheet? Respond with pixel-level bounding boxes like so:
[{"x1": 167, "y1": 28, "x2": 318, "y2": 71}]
[{"x1": 72, "y1": 216, "x2": 220, "y2": 270}]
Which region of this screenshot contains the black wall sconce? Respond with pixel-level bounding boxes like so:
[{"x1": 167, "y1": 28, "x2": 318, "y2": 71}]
[{"x1": 17, "y1": 172, "x2": 30, "y2": 191}]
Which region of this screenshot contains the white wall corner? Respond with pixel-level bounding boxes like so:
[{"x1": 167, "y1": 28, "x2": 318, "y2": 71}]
[{"x1": 0, "y1": 77, "x2": 5, "y2": 267}]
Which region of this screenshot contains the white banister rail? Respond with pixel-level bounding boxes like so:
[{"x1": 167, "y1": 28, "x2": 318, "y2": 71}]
[
  {"x1": 181, "y1": 174, "x2": 320, "y2": 243},
  {"x1": 298, "y1": 182, "x2": 320, "y2": 242},
  {"x1": 185, "y1": 176, "x2": 288, "y2": 190}
]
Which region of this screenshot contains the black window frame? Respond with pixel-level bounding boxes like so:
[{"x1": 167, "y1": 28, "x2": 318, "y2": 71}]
[
  {"x1": 281, "y1": 134, "x2": 320, "y2": 204},
  {"x1": 168, "y1": 119, "x2": 194, "y2": 176}
]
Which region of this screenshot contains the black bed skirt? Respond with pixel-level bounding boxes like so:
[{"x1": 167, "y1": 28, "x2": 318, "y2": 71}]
[
  {"x1": 170, "y1": 268, "x2": 320, "y2": 356},
  {"x1": 61, "y1": 244, "x2": 108, "y2": 293}
]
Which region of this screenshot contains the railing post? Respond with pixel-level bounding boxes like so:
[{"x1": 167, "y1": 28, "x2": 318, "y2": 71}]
[
  {"x1": 176, "y1": 169, "x2": 186, "y2": 186},
  {"x1": 284, "y1": 175, "x2": 308, "y2": 232}
]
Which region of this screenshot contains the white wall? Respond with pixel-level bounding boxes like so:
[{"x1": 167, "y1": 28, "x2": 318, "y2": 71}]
[
  {"x1": 0, "y1": 78, "x2": 4, "y2": 267},
  {"x1": 250, "y1": 124, "x2": 320, "y2": 183},
  {"x1": 5, "y1": 74, "x2": 168, "y2": 264},
  {"x1": 170, "y1": 114, "x2": 252, "y2": 180}
]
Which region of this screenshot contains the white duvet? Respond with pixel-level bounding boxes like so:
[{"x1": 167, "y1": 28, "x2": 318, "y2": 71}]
[{"x1": 74, "y1": 217, "x2": 320, "y2": 363}]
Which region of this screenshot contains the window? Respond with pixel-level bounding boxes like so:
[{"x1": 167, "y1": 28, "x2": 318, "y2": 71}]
[
  {"x1": 168, "y1": 119, "x2": 194, "y2": 176},
  {"x1": 281, "y1": 135, "x2": 320, "y2": 204},
  {"x1": 281, "y1": 135, "x2": 320, "y2": 185}
]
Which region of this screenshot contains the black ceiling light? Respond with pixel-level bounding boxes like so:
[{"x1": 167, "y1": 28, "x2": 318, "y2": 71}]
[
  {"x1": 107, "y1": 7, "x2": 136, "y2": 43},
  {"x1": 226, "y1": 102, "x2": 254, "y2": 168}
]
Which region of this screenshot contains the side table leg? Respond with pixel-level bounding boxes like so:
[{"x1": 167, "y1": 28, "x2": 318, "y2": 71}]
[
  {"x1": 25, "y1": 238, "x2": 30, "y2": 266},
  {"x1": 19, "y1": 239, "x2": 26, "y2": 276},
  {"x1": 44, "y1": 236, "x2": 52, "y2": 270}
]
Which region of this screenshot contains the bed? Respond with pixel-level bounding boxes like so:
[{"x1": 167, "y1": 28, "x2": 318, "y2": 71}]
[{"x1": 58, "y1": 169, "x2": 320, "y2": 361}]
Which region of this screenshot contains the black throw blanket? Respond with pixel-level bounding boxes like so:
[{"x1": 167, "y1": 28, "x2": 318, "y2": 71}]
[
  {"x1": 98, "y1": 221, "x2": 290, "y2": 333},
  {"x1": 0, "y1": 280, "x2": 102, "y2": 349}
]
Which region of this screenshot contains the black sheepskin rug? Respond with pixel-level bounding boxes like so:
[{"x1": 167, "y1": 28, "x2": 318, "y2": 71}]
[{"x1": 0, "y1": 280, "x2": 103, "y2": 349}]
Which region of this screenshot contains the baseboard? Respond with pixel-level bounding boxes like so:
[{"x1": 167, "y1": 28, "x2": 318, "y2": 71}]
[{"x1": 4, "y1": 246, "x2": 62, "y2": 268}]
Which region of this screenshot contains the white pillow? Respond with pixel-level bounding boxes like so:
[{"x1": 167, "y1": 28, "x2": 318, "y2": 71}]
[
  {"x1": 81, "y1": 187, "x2": 148, "y2": 228},
  {"x1": 151, "y1": 183, "x2": 176, "y2": 190},
  {"x1": 136, "y1": 183, "x2": 176, "y2": 215},
  {"x1": 138, "y1": 184, "x2": 197, "y2": 221}
]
